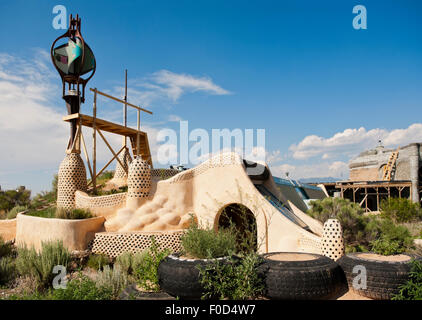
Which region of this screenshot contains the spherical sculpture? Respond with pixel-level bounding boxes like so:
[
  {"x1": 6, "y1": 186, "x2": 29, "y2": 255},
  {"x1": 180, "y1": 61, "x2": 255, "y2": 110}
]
[
  {"x1": 321, "y1": 218, "x2": 345, "y2": 261},
  {"x1": 57, "y1": 153, "x2": 87, "y2": 210},
  {"x1": 127, "y1": 158, "x2": 151, "y2": 209}
]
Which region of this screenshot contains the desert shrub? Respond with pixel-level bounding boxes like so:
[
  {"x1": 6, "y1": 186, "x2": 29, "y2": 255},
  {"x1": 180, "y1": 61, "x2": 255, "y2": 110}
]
[
  {"x1": 181, "y1": 220, "x2": 237, "y2": 259},
  {"x1": 0, "y1": 257, "x2": 16, "y2": 285},
  {"x1": 308, "y1": 197, "x2": 373, "y2": 252},
  {"x1": 133, "y1": 238, "x2": 170, "y2": 291},
  {"x1": 369, "y1": 219, "x2": 414, "y2": 255},
  {"x1": 55, "y1": 208, "x2": 93, "y2": 219},
  {"x1": 26, "y1": 207, "x2": 93, "y2": 220},
  {"x1": 26, "y1": 207, "x2": 56, "y2": 218},
  {"x1": 15, "y1": 241, "x2": 70, "y2": 289},
  {"x1": 95, "y1": 265, "x2": 128, "y2": 299},
  {"x1": 0, "y1": 237, "x2": 13, "y2": 258},
  {"x1": 51, "y1": 273, "x2": 114, "y2": 300},
  {"x1": 308, "y1": 198, "x2": 414, "y2": 255},
  {"x1": 380, "y1": 198, "x2": 422, "y2": 223},
  {"x1": 392, "y1": 260, "x2": 422, "y2": 300},
  {"x1": 6, "y1": 205, "x2": 27, "y2": 219},
  {"x1": 87, "y1": 254, "x2": 111, "y2": 271},
  {"x1": 199, "y1": 252, "x2": 264, "y2": 300},
  {"x1": 115, "y1": 251, "x2": 147, "y2": 275}
]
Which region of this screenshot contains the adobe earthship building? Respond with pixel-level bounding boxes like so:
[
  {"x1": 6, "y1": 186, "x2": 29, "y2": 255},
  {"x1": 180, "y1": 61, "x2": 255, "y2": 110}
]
[{"x1": 335, "y1": 142, "x2": 421, "y2": 212}]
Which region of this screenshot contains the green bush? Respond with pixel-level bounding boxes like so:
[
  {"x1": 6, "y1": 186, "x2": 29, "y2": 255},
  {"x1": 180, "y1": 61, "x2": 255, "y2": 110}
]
[
  {"x1": 392, "y1": 260, "x2": 422, "y2": 300},
  {"x1": 181, "y1": 220, "x2": 237, "y2": 259},
  {"x1": 380, "y1": 198, "x2": 422, "y2": 223},
  {"x1": 0, "y1": 236, "x2": 13, "y2": 258},
  {"x1": 308, "y1": 198, "x2": 373, "y2": 252},
  {"x1": 369, "y1": 219, "x2": 414, "y2": 255},
  {"x1": 199, "y1": 253, "x2": 264, "y2": 300},
  {"x1": 87, "y1": 254, "x2": 111, "y2": 271},
  {"x1": 6, "y1": 205, "x2": 27, "y2": 219},
  {"x1": 133, "y1": 238, "x2": 170, "y2": 291},
  {"x1": 0, "y1": 257, "x2": 16, "y2": 285},
  {"x1": 308, "y1": 198, "x2": 414, "y2": 255},
  {"x1": 55, "y1": 208, "x2": 93, "y2": 219},
  {"x1": 15, "y1": 241, "x2": 70, "y2": 289},
  {"x1": 115, "y1": 251, "x2": 147, "y2": 275},
  {"x1": 0, "y1": 187, "x2": 31, "y2": 213},
  {"x1": 26, "y1": 207, "x2": 93, "y2": 220},
  {"x1": 26, "y1": 207, "x2": 56, "y2": 218},
  {"x1": 95, "y1": 265, "x2": 128, "y2": 299},
  {"x1": 51, "y1": 273, "x2": 114, "y2": 300}
]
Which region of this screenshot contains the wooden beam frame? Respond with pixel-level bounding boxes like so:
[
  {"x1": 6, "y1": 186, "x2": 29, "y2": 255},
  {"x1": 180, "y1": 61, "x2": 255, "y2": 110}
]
[
  {"x1": 87, "y1": 145, "x2": 126, "y2": 188},
  {"x1": 89, "y1": 88, "x2": 153, "y2": 115},
  {"x1": 96, "y1": 129, "x2": 127, "y2": 174}
]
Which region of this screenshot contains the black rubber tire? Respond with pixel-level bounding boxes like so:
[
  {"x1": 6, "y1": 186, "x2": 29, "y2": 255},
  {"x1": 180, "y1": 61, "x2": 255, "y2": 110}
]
[
  {"x1": 157, "y1": 254, "x2": 231, "y2": 299},
  {"x1": 337, "y1": 252, "x2": 422, "y2": 300},
  {"x1": 258, "y1": 252, "x2": 345, "y2": 300}
]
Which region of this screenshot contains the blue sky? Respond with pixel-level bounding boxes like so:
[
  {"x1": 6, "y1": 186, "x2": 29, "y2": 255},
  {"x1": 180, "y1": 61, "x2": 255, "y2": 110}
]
[{"x1": 0, "y1": 0, "x2": 422, "y2": 194}]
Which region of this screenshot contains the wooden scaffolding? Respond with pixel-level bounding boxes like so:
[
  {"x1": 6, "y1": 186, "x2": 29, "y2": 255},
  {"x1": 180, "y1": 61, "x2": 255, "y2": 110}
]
[
  {"x1": 64, "y1": 84, "x2": 153, "y2": 192},
  {"x1": 336, "y1": 180, "x2": 412, "y2": 212}
]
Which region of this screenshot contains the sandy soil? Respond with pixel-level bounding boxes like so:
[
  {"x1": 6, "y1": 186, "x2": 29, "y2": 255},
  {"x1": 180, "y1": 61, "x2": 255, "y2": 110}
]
[
  {"x1": 266, "y1": 253, "x2": 318, "y2": 261},
  {"x1": 356, "y1": 252, "x2": 410, "y2": 262}
]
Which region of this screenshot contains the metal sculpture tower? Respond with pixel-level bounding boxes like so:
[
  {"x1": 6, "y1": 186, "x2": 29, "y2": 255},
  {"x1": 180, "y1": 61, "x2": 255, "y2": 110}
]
[{"x1": 51, "y1": 14, "x2": 96, "y2": 150}]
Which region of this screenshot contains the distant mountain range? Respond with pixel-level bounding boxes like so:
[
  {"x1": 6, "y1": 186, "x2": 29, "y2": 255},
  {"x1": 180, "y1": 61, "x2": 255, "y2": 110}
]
[{"x1": 298, "y1": 177, "x2": 342, "y2": 184}]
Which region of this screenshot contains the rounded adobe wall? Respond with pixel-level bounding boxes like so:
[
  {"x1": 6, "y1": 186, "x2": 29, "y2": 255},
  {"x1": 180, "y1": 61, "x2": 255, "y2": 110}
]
[
  {"x1": 0, "y1": 218, "x2": 17, "y2": 241},
  {"x1": 15, "y1": 213, "x2": 105, "y2": 251},
  {"x1": 75, "y1": 191, "x2": 127, "y2": 219}
]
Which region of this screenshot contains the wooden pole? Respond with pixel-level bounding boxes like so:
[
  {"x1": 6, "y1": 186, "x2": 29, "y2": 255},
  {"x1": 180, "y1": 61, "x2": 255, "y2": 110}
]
[
  {"x1": 89, "y1": 88, "x2": 152, "y2": 114},
  {"x1": 93, "y1": 89, "x2": 97, "y2": 193},
  {"x1": 136, "y1": 109, "x2": 140, "y2": 158},
  {"x1": 123, "y1": 69, "x2": 127, "y2": 148},
  {"x1": 80, "y1": 130, "x2": 94, "y2": 181},
  {"x1": 376, "y1": 187, "x2": 380, "y2": 212}
]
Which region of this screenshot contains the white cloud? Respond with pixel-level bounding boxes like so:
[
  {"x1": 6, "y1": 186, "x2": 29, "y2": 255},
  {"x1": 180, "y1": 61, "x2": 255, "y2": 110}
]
[
  {"x1": 0, "y1": 51, "x2": 179, "y2": 192},
  {"x1": 167, "y1": 114, "x2": 183, "y2": 122},
  {"x1": 272, "y1": 161, "x2": 349, "y2": 180},
  {"x1": 0, "y1": 50, "x2": 68, "y2": 171},
  {"x1": 111, "y1": 69, "x2": 231, "y2": 107},
  {"x1": 151, "y1": 70, "x2": 231, "y2": 101},
  {"x1": 289, "y1": 124, "x2": 422, "y2": 160}
]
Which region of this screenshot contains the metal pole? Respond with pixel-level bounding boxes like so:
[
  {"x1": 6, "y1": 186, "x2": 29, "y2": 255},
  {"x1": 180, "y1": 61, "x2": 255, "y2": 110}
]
[{"x1": 93, "y1": 89, "x2": 97, "y2": 193}]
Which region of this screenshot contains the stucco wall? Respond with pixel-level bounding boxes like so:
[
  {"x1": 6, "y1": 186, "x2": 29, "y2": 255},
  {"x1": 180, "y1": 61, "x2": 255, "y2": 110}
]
[
  {"x1": 16, "y1": 213, "x2": 105, "y2": 251},
  {"x1": 349, "y1": 167, "x2": 379, "y2": 181},
  {"x1": 0, "y1": 218, "x2": 16, "y2": 242}
]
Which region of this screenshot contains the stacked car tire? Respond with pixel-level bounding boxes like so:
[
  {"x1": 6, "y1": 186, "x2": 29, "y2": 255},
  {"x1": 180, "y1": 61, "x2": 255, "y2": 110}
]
[{"x1": 158, "y1": 251, "x2": 421, "y2": 300}]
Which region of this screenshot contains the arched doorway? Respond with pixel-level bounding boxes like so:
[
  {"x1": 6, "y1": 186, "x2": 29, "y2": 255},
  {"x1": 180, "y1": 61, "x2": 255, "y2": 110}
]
[{"x1": 217, "y1": 203, "x2": 257, "y2": 253}]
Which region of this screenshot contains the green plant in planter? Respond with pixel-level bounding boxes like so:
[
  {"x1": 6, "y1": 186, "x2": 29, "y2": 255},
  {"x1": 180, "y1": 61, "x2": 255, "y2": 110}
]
[
  {"x1": 199, "y1": 252, "x2": 264, "y2": 300},
  {"x1": 369, "y1": 219, "x2": 414, "y2": 255},
  {"x1": 392, "y1": 260, "x2": 422, "y2": 300},
  {"x1": 181, "y1": 219, "x2": 237, "y2": 259}
]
